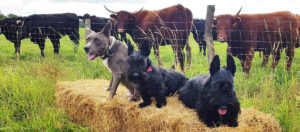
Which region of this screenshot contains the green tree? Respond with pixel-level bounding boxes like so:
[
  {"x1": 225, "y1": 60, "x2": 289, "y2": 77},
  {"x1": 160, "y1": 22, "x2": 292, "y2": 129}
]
[
  {"x1": 7, "y1": 13, "x2": 18, "y2": 18},
  {"x1": 0, "y1": 10, "x2": 6, "y2": 20}
]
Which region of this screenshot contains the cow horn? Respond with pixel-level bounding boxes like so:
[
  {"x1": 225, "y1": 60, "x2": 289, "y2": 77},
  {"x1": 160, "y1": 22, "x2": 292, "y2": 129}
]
[
  {"x1": 136, "y1": 7, "x2": 144, "y2": 13},
  {"x1": 235, "y1": 7, "x2": 242, "y2": 16},
  {"x1": 104, "y1": 5, "x2": 118, "y2": 14}
]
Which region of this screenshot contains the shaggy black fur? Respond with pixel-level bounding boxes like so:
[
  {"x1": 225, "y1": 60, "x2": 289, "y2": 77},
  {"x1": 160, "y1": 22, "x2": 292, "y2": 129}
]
[
  {"x1": 127, "y1": 42, "x2": 188, "y2": 108},
  {"x1": 179, "y1": 55, "x2": 240, "y2": 127}
]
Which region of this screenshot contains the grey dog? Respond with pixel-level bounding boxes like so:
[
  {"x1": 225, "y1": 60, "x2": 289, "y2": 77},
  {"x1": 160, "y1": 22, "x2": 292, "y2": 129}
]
[{"x1": 84, "y1": 21, "x2": 138, "y2": 100}]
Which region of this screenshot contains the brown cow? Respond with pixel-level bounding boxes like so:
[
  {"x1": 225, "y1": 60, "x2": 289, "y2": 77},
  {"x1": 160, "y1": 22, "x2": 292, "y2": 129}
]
[
  {"x1": 214, "y1": 9, "x2": 298, "y2": 76},
  {"x1": 105, "y1": 4, "x2": 193, "y2": 71}
]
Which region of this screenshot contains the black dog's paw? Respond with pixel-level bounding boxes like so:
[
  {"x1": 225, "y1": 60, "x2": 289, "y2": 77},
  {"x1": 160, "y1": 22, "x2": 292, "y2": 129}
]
[
  {"x1": 205, "y1": 121, "x2": 219, "y2": 128},
  {"x1": 138, "y1": 102, "x2": 150, "y2": 108},
  {"x1": 156, "y1": 101, "x2": 166, "y2": 108},
  {"x1": 155, "y1": 102, "x2": 166, "y2": 108},
  {"x1": 228, "y1": 121, "x2": 238, "y2": 127},
  {"x1": 128, "y1": 97, "x2": 140, "y2": 102}
]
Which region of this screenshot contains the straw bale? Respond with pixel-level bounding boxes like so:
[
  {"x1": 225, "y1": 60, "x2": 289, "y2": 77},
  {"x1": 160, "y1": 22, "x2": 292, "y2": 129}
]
[{"x1": 55, "y1": 79, "x2": 281, "y2": 132}]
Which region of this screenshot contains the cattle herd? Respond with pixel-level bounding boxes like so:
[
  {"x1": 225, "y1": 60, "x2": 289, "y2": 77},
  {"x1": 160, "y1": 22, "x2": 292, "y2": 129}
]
[{"x1": 0, "y1": 4, "x2": 299, "y2": 75}]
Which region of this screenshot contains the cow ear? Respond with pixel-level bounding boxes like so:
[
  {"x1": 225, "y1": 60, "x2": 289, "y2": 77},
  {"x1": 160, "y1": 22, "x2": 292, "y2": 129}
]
[
  {"x1": 139, "y1": 42, "x2": 151, "y2": 57},
  {"x1": 232, "y1": 17, "x2": 241, "y2": 25},
  {"x1": 16, "y1": 20, "x2": 22, "y2": 24},
  {"x1": 101, "y1": 21, "x2": 112, "y2": 37},
  {"x1": 226, "y1": 54, "x2": 236, "y2": 76},
  {"x1": 210, "y1": 55, "x2": 220, "y2": 75},
  {"x1": 110, "y1": 14, "x2": 117, "y2": 20}
]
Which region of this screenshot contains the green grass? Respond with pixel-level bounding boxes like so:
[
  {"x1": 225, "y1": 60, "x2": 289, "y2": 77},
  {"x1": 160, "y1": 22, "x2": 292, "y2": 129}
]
[{"x1": 0, "y1": 28, "x2": 299, "y2": 131}]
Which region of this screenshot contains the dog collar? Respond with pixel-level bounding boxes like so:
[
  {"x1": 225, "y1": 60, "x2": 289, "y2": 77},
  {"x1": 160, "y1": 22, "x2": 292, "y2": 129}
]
[{"x1": 147, "y1": 66, "x2": 152, "y2": 72}]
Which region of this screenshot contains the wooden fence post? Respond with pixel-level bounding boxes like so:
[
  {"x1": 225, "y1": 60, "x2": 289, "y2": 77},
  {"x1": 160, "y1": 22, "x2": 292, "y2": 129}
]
[
  {"x1": 85, "y1": 19, "x2": 91, "y2": 39},
  {"x1": 204, "y1": 5, "x2": 215, "y2": 65}
]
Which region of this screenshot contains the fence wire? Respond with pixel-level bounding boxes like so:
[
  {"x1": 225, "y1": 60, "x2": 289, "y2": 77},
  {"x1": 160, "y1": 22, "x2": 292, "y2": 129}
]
[{"x1": 0, "y1": 20, "x2": 299, "y2": 77}]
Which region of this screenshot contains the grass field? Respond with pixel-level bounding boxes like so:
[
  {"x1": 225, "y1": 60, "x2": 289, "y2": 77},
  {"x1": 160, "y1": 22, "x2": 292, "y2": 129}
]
[{"x1": 0, "y1": 28, "x2": 299, "y2": 131}]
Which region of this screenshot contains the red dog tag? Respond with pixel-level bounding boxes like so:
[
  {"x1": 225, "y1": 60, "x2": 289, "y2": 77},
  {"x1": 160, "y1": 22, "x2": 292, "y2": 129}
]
[{"x1": 147, "y1": 66, "x2": 152, "y2": 72}]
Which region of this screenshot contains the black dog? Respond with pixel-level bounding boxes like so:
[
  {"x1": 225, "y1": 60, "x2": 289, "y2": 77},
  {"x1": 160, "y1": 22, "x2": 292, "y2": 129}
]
[
  {"x1": 179, "y1": 55, "x2": 240, "y2": 127},
  {"x1": 127, "y1": 42, "x2": 188, "y2": 108}
]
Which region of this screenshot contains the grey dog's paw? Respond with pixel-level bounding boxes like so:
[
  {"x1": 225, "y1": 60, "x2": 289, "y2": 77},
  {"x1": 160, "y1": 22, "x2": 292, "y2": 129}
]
[
  {"x1": 126, "y1": 93, "x2": 140, "y2": 102},
  {"x1": 105, "y1": 87, "x2": 111, "y2": 91}
]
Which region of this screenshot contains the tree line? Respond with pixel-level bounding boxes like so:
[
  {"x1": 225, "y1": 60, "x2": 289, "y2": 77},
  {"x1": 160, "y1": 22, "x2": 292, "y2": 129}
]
[{"x1": 0, "y1": 10, "x2": 18, "y2": 20}]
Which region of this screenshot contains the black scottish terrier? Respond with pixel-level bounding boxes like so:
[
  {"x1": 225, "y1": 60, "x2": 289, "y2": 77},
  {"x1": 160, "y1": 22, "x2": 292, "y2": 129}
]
[
  {"x1": 179, "y1": 55, "x2": 240, "y2": 127},
  {"x1": 127, "y1": 42, "x2": 188, "y2": 108}
]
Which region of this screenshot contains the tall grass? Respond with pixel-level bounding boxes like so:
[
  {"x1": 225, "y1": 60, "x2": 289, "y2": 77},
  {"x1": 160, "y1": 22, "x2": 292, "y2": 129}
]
[{"x1": 0, "y1": 28, "x2": 299, "y2": 131}]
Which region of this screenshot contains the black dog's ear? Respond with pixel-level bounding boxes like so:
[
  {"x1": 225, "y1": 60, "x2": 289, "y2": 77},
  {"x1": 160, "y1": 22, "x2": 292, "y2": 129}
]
[
  {"x1": 226, "y1": 54, "x2": 236, "y2": 76},
  {"x1": 210, "y1": 55, "x2": 220, "y2": 75},
  {"x1": 127, "y1": 42, "x2": 134, "y2": 56},
  {"x1": 139, "y1": 42, "x2": 151, "y2": 57},
  {"x1": 101, "y1": 21, "x2": 112, "y2": 37},
  {"x1": 146, "y1": 58, "x2": 152, "y2": 67}
]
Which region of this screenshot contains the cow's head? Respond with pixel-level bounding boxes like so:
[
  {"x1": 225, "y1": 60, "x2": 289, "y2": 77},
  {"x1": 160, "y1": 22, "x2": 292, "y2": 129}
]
[
  {"x1": 213, "y1": 7, "x2": 242, "y2": 42},
  {"x1": 104, "y1": 5, "x2": 143, "y2": 34},
  {"x1": 0, "y1": 17, "x2": 24, "y2": 34}
]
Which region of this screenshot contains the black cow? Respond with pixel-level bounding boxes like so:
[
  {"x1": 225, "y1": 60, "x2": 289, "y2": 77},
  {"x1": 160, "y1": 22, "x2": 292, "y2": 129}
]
[
  {"x1": 192, "y1": 19, "x2": 217, "y2": 56},
  {"x1": 79, "y1": 13, "x2": 122, "y2": 41},
  {"x1": 0, "y1": 17, "x2": 27, "y2": 54},
  {"x1": 23, "y1": 13, "x2": 80, "y2": 57}
]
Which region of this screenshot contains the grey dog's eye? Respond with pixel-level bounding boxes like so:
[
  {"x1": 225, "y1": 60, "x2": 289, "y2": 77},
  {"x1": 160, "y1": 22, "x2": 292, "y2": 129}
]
[{"x1": 94, "y1": 39, "x2": 100, "y2": 43}]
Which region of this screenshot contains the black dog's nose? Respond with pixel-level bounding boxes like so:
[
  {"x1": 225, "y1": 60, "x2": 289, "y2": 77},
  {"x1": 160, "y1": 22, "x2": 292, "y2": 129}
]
[
  {"x1": 132, "y1": 73, "x2": 139, "y2": 78},
  {"x1": 219, "y1": 105, "x2": 228, "y2": 110},
  {"x1": 84, "y1": 46, "x2": 89, "y2": 53}
]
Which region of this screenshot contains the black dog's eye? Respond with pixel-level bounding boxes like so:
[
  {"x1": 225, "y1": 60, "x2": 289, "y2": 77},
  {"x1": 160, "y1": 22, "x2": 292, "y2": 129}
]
[
  {"x1": 128, "y1": 56, "x2": 133, "y2": 63},
  {"x1": 138, "y1": 59, "x2": 145, "y2": 64}
]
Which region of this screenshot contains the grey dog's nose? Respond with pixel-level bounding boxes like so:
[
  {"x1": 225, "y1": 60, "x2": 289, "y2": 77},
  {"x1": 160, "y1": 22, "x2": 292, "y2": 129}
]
[{"x1": 84, "y1": 46, "x2": 89, "y2": 53}]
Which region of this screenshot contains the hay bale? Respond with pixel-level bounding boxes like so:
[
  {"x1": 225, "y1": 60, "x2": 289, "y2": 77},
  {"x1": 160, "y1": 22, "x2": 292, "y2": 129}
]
[{"x1": 55, "y1": 79, "x2": 281, "y2": 132}]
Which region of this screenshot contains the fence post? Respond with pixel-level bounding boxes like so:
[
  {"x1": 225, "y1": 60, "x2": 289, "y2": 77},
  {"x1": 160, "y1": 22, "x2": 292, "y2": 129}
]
[
  {"x1": 204, "y1": 5, "x2": 215, "y2": 65},
  {"x1": 85, "y1": 19, "x2": 91, "y2": 39}
]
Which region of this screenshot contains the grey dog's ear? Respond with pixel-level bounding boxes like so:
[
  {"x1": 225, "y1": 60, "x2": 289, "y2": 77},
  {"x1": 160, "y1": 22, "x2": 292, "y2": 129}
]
[
  {"x1": 101, "y1": 21, "x2": 112, "y2": 37},
  {"x1": 209, "y1": 55, "x2": 220, "y2": 75},
  {"x1": 226, "y1": 54, "x2": 236, "y2": 76},
  {"x1": 85, "y1": 28, "x2": 95, "y2": 38}
]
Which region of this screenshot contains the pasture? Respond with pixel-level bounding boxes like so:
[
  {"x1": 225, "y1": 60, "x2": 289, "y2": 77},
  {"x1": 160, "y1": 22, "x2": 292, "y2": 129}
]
[{"x1": 0, "y1": 28, "x2": 299, "y2": 131}]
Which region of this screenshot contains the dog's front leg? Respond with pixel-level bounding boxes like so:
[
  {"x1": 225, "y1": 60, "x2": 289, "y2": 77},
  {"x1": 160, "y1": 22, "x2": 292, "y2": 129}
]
[
  {"x1": 105, "y1": 76, "x2": 113, "y2": 91},
  {"x1": 108, "y1": 74, "x2": 122, "y2": 100},
  {"x1": 139, "y1": 93, "x2": 151, "y2": 108},
  {"x1": 154, "y1": 94, "x2": 166, "y2": 108}
]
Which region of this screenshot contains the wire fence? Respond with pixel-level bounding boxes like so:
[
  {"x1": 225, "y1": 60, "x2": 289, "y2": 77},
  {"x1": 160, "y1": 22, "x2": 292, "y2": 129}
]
[{"x1": 0, "y1": 20, "x2": 299, "y2": 76}]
